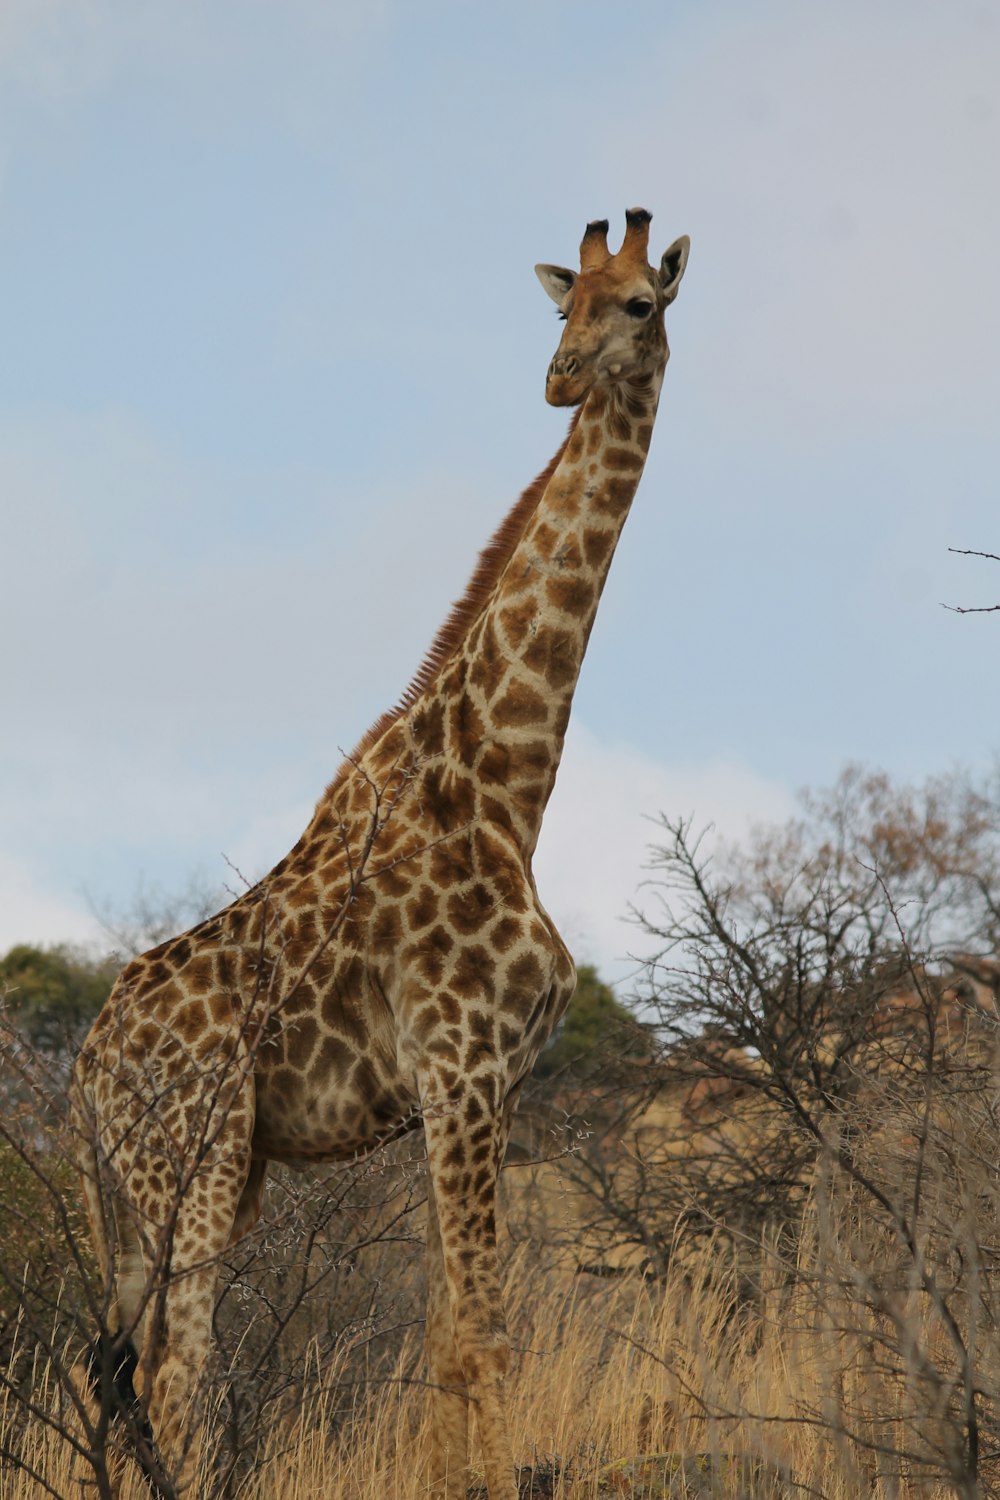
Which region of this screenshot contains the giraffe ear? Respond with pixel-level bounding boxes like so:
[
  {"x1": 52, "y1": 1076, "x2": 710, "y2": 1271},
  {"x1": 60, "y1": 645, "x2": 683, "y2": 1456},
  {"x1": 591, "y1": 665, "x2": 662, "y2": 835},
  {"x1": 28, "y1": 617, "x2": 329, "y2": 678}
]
[
  {"x1": 658, "y1": 235, "x2": 690, "y2": 306},
  {"x1": 535, "y1": 264, "x2": 576, "y2": 308}
]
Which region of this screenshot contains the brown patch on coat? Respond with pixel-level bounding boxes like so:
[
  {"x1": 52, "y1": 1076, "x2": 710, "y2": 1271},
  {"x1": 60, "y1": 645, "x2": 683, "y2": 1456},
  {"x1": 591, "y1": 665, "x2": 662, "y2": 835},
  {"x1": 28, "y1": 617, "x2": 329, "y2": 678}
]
[{"x1": 494, "y1": 681, "x2": 549, "y2": 727}]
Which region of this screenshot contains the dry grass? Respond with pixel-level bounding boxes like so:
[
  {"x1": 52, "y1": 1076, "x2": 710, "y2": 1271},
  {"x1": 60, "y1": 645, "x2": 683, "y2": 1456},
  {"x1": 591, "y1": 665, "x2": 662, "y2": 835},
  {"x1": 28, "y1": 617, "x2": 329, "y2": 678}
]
[{"x1": 3, "y1": 1226, "x2": 986, "y2": 1500}]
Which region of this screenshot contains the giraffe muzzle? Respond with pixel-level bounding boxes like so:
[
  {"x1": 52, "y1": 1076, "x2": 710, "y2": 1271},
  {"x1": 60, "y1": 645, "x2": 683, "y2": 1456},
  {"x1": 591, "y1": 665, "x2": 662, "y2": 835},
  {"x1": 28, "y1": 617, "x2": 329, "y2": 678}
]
[{"x1": 546, "y1": 352, "x2": 589, "y2": 406}]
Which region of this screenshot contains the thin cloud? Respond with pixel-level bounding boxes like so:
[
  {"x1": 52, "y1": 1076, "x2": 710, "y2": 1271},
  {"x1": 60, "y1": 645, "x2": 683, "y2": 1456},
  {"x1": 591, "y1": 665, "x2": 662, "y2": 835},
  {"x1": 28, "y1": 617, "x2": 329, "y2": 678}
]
[
  {"x1": 534, "y1": 721, "x2": 795, "y2": 984},
  {"x1": 0, "y1": 852, "x2": 104, "y2": 954},
  {"x1": 617, "y1": 0, "x2": 1000, "y2": 439}
]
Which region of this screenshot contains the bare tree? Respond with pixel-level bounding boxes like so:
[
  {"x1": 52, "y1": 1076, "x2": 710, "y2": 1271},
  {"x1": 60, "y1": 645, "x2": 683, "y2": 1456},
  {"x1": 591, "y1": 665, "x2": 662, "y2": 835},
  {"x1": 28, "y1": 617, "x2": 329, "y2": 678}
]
[
  {"x1": 944, "y1": 548, "x2": 1000, "y2": 616},
  {"x1": 510, "y1": 767, "x2": 1000, "y2": 1496}
]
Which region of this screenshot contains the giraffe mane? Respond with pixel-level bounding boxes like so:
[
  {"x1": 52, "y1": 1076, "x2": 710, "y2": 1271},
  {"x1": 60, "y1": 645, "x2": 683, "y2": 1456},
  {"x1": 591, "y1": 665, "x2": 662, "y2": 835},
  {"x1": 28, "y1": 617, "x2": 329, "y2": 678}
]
[{"x1": 327, "y1": 407, "x2": 584, "y2": 796}]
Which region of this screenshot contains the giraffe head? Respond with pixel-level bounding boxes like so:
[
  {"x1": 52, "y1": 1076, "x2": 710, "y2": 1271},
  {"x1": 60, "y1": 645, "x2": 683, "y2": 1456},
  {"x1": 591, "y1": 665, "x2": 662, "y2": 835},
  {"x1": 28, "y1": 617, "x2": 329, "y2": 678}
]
[{"x1": 535, "y1": 208, "x2": 690, "y2": 407}]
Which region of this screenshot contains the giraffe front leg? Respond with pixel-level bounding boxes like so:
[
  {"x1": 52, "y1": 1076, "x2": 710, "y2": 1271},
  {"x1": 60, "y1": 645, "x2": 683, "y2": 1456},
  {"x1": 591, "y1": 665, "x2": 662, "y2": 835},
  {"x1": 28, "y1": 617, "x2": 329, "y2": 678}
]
[
  {"x1": 422, "y1": 1082, "x2": 517, "y2": 1500},
  {"x1": 425, "y1": 1177, "x2": 471, "y2": 1499}
]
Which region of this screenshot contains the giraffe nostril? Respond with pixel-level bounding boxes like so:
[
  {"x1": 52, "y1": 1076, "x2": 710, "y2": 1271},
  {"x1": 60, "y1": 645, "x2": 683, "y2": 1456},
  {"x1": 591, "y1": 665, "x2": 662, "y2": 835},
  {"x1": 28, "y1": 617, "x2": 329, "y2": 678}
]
[{"x1": 549, "y1": 354, "x2": 580, "y2": 381}]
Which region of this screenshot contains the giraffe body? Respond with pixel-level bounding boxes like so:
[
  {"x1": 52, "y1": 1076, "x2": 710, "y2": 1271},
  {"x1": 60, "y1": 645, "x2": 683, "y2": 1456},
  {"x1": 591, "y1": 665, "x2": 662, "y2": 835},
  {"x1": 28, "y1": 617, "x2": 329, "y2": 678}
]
[{"x1": 71, "y1": 210, "x2": 689, "y2": 1499}]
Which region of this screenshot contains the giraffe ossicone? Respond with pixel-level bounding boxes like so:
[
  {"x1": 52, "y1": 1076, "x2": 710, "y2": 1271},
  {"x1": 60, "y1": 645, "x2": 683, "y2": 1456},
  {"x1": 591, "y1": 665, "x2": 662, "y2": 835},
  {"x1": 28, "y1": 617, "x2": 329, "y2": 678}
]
[{"x1": 71, "y1": 208, "x2": 690, "y2": 1500}]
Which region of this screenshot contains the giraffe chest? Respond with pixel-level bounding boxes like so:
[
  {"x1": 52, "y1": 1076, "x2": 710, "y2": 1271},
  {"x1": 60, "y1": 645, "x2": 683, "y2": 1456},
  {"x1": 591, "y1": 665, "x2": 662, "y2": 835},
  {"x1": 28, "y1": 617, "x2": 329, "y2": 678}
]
[
  {"x1": 251, "y1": 1067, "x2": 418, "y2": 1162},
  {"x1": 211, "y1": 818, "x2": 574, "y2": 1160},
  {"x1": 250, "y1": 977, "x2": 415, "y2": 1162},
  {"x1": 248, "y1": 935, "x2": 573, "y2": 1165}
]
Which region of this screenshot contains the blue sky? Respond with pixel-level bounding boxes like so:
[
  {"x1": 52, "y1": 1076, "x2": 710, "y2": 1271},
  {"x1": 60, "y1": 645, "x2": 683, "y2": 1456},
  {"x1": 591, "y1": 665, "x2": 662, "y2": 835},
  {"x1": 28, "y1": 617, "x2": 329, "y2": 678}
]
[{"x1": 2, "y1": 1, "x2": 998, "y2": 980}]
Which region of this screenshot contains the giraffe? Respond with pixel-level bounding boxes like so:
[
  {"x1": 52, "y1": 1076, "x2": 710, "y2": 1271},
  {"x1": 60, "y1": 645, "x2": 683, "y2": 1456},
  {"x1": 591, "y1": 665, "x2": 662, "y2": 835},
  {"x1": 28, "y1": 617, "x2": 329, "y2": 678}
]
[{"x1": 69, "y1": 207, "x2": 690, "y2": 1499}]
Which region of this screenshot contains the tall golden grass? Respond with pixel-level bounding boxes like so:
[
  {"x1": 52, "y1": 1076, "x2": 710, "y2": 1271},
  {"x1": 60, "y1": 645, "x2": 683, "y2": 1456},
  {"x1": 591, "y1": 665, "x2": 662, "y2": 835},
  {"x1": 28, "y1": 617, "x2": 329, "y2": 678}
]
[{"x1": 3, "y1": 1223, "x2": 986, "y2": 1500}]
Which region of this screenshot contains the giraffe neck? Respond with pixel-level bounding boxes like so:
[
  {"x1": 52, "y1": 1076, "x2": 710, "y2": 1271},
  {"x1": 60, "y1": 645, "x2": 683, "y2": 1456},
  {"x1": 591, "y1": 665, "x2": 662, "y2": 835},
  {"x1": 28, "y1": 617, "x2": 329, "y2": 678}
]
[{"x1": 416, "y1": 365, "x2": 665, "y2": 861}]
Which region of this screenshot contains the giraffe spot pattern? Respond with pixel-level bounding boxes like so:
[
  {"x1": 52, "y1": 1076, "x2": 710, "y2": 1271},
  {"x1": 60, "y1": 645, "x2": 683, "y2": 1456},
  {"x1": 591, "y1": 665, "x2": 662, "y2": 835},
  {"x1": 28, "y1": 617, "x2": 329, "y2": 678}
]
[
  {"x1": 493, "y1": 682, "x2": 549, "y2": 727},
  {"x1": 69, "y1": 235, "x2": 674, "y2": 1499}
]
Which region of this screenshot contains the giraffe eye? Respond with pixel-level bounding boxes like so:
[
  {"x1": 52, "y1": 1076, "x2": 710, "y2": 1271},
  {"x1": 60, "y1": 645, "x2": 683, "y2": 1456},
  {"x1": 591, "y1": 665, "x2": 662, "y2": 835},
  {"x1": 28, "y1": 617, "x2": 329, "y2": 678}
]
[{"x1": 625, "y1": 298, "x2": 654, "y2": 320}]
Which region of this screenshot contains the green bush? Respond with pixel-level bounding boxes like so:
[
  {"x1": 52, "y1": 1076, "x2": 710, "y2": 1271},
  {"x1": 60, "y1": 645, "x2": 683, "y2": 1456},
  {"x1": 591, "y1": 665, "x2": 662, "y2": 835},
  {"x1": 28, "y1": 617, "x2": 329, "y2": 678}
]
[
  {"x1": 0, "y1": 943, "x2": 117, "y2": 1054},
  {"x1": 535, "y1": 963, "x2": 652, "y2": 1078}
]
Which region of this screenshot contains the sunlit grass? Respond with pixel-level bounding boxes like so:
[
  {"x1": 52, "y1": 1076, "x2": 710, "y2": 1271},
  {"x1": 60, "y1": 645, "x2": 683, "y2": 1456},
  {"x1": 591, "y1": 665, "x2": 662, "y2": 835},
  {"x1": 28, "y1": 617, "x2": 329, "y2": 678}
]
[{"x1": 2, "y1": 1231, "x2": 977, "y2": 1499}]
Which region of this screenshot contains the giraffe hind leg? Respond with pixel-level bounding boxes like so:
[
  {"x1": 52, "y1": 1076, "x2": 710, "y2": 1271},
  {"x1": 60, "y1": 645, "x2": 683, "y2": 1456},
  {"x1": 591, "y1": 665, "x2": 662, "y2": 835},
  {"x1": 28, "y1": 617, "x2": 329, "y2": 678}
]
[
  {"x1": 70, "y1": 1091, "x2": 165, "y2": 1494},
  {"x1": 142, "y1": 1099, "x2": 255, "y2": 1487},
  {"x1": 74, "y1": 1059, "x2": 254, "y2": 1493},
  {"x1": 83, "y1": 1205, "x2": 171, "y2": 1499}
]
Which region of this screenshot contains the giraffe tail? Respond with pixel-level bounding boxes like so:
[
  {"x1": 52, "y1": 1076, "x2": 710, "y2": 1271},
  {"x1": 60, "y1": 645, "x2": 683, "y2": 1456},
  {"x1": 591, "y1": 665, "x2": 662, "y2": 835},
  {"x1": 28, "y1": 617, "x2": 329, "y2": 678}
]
[
  {"x1": 68, "y1": 1076, "x2": 163, "y2": 1482},
  {"x1": 67, "y1": 1075, "x2": 112, "y2": 1295}
]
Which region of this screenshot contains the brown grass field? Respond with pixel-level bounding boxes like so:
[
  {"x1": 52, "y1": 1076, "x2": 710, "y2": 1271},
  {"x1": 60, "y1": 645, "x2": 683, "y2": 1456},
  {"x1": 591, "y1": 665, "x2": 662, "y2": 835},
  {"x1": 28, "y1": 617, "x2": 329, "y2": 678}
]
[
  {"x1": 3, "y1": 1206, "x2": 990, "y2": 1500},
  {"x1": 4, "y1": 982, "x2": 998, "y2": 1498}
]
